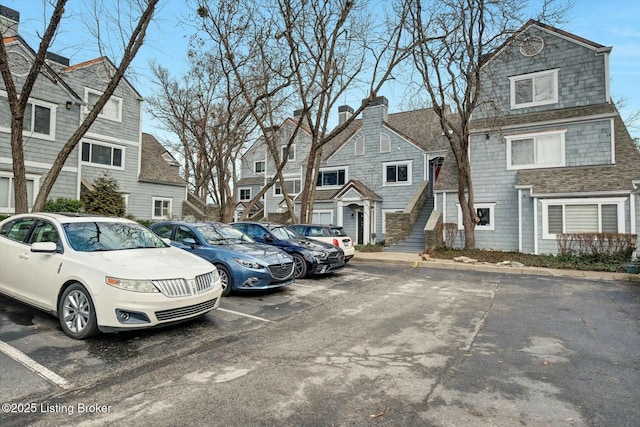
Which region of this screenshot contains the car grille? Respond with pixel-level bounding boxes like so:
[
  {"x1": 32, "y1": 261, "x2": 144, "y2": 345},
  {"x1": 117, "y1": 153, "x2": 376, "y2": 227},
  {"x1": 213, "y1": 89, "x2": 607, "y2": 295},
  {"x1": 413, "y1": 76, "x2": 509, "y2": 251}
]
[
  {"x1": 155, "y1": 298, "x2": 218, "y2": 321},
  {"x1": 268, "y1": 262, "x2": 294, "y2": 280},
  {"x1": 328, "y1": 252, "x2": 345, "y2": 265},
  {"x1": 152, "y1": 272, "x2": 215, "y2": 297}
]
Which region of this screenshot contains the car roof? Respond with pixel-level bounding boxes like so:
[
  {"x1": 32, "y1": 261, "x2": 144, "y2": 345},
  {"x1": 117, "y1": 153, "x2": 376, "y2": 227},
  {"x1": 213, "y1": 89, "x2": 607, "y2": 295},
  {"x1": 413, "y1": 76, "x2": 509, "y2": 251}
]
[
  {"x1": 152, "y1": 221, "x2": 229, "y2": 227},
  {"x1": 3, "y1": 212, "x2": 134, "y2": 225},
  {"x1": 291, "y1": 224, "x2": 342, "y2": 228}
]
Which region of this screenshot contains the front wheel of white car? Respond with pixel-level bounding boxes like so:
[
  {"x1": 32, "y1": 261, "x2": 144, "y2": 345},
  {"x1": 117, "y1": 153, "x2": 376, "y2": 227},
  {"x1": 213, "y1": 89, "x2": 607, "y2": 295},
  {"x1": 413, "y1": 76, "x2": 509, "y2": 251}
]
[{"x1": 58, "y1": 283, "x2": 98, "y2": 339}]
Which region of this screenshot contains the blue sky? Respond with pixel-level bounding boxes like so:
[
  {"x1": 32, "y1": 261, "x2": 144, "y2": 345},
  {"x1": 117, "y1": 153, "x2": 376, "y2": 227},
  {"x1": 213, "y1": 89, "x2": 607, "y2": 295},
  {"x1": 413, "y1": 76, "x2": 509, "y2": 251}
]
[{"x1": 3, "y1": 0, "x2": 639, "y2": 138}]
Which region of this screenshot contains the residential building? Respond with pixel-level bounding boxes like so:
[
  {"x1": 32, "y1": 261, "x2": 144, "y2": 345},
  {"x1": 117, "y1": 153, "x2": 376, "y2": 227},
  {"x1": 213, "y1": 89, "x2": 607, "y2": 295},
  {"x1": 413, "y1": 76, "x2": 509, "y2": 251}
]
[
  {"x1": 237, "y1": 97, "x2": 450, "y2": 247},
  {"x1": 435, "y1": 20, "x2": 640, "y2": 254},
  {"x1": 0, "y1": 5, "x2": 187, "y2": 220}
]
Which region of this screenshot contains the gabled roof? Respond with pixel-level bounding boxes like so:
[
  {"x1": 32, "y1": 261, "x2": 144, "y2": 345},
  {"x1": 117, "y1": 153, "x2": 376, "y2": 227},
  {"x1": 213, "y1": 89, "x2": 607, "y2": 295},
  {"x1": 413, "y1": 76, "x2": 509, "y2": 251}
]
[
  {"x1": 323, "y1": 107, "x2": 453, "y2": 161},
  {"x1": 139, "y1": 133, "x2": 186, "y2": 187},
  {"x1": 2, "y1": 35, "x2": 82, "y2": 101},
  {"x1": 333, "y1": 179, "x2": 382, "y2": 201},
  {"x1": 483, "y1": 19, "x2": 610, "y2": 68},
  {"x1": 62, "y1": 56, "x2": 143, "y2": 101}
]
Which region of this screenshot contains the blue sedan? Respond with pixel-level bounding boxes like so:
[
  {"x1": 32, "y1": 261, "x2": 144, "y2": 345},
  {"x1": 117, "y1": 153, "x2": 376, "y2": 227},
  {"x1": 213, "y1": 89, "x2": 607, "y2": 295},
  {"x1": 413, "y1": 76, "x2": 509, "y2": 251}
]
[{"x1": 150, "y1": 221, "x2": 295, "y2": 296}]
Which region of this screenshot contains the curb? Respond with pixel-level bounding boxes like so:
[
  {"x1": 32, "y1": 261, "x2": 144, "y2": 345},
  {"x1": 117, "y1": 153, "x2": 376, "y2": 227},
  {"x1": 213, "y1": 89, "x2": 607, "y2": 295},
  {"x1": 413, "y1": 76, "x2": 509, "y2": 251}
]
[{"x1": 350, "y1": 253, "x2": 640, "y2": 283}]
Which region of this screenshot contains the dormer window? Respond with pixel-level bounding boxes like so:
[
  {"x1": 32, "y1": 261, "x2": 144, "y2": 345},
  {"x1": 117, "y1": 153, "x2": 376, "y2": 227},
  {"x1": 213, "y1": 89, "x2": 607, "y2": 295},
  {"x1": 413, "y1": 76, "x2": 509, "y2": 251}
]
[{"x1": 509, "y1": 69, "x2": 559, "y2": 109}]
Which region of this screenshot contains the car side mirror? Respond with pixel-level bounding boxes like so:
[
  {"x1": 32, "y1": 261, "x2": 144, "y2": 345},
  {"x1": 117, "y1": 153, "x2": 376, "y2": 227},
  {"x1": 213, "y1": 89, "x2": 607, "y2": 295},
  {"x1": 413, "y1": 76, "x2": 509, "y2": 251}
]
[
  {"x1": 262, "y1": 233, "x2": 273, "y2": 242},
  {"x1": 31, "y1": 241, "x2": 58, "y2": 253},
  {"x1": 183, "y1": 237, "x2": 197, "y2": 247}
]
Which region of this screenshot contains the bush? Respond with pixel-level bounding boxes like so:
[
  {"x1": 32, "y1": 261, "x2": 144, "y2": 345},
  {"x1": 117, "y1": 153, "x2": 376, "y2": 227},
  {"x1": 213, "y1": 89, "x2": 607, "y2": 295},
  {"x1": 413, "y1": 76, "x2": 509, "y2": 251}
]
[
  {"x1": 136, "y1": 219, "x2": 154, "y2": 228},
  {"x1": 355, "y1": 243, "x2": 384, "y2": 252},
  {"x1": 557, "y1": 233, "x2": 636, "y2": 261},
  {"x1": 0, "y1": 214, "x2": 9, "y2": 222},
  {"x1": 43, "y1": 197, "x2": 83, "y2": 213}
]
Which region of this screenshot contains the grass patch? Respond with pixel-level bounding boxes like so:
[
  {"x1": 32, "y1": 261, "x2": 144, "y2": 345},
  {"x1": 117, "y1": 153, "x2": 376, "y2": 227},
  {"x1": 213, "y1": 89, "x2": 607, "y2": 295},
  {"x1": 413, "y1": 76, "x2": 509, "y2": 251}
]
[{"x1": 427, "y1": 247, "x2": 632, "y2": 273}]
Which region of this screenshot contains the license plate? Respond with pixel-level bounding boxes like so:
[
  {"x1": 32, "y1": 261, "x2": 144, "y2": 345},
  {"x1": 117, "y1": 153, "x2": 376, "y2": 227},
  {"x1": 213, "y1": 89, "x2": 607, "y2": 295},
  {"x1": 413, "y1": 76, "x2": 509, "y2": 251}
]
[{"x1": 344, "y1": 241, "x2": 350, "y2": 246}]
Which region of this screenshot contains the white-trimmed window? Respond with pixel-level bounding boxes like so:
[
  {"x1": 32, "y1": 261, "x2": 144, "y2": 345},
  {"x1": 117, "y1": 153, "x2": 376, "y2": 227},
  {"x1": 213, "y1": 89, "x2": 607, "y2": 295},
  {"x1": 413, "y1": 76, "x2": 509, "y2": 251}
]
[
  {"x1": 355, "y1": 136, "x2": 365, "y2": 156},
  {"x1": 0, "y1": 172, "x2": 40, "y2": 213},
  {"x1": 509, "y1": 69, "x2": 559, "y2": 109},
  {"x1": 84, "y1": 88, "x2": 122, "y2": 122},
  {"x1": 380, "y1": 133, "x2": 391, "y2": 153},
  {"x1": 312, "y1": 210, "x2": 333, "y2": 224},
  {"x1": 281, "y1": 145, "x2": 295, "y2": 161},
  {"x1": 541, "y1": 198, "x2": 625, "y2": 239},
  {"x1": 239, "y1": 187, "x2": 251, "y2": 201},
  {"x1": 254, "y1": 161, "x2": 265, "y2": 173},
  {"x1": 0, "y1": 92, "x2": 57, "y2": 140},
  {"x1": 317, "y1": 168, "x2": 346, "y2": 187},
  {"x1": 506, "y1": 129, "x2": 566, "y2": 170},
  {"x1": 274, "y1": 178, "x2": 301, "y2": 196},
  {"x1": 457, "y1": 203, "x2": 496, "y2": 231},
  {"x1": 383, "y1": 161, "x2": 412, "y2": 186},
  {"x1": 152, "y1": 197, "x2": 172, "y2": 220},
  {"x1": 81, "y1": 141, "x2": 124, "y2": 168}
]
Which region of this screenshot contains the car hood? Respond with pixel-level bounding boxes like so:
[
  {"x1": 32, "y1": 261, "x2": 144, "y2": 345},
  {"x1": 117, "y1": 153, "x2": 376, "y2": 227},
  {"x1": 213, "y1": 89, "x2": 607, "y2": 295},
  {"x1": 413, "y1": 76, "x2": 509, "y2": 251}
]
[
  {"x1": 288, "y1": 237, "x2": 339, "y2": 253},
  {"x1": 76, "y1": 246, "x2": 213, "y2": 279},
  {"x1": 224, "y1": 242, "x2": 293, "y2": 263}
]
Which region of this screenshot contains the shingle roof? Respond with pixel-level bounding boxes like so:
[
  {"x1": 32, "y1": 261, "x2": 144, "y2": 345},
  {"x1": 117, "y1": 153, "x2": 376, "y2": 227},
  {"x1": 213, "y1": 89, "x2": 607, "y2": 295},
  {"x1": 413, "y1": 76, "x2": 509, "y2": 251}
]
[
  {"x1": 237, "y1": 177, "x2": 265, "y2": 186},
  {"x1": 333, "y1": 179, "x2": 383, "y2": 201},
  {"x1": 139, "y1": 133, "x2": 186, "y2": 186},
  {"x1": 322, "y1": 108, "x2": 453, "y2": 160}
]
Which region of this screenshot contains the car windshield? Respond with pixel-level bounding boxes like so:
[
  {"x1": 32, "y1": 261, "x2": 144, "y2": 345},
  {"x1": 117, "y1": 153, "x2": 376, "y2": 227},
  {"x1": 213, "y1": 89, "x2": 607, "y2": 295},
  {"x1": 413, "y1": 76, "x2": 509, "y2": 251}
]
[
  {"x1": 197, "y1": 224, "x2": 254, "y2": 245},
  {"x1": 330, "y1": 227, "x2": 347, "y2": 237},
  {"x1": 271, "y1": 226, "x2": 300, "y2": 240},
  {"x1": 64, "y1": 221, "x2": 166, "y2": 252}
]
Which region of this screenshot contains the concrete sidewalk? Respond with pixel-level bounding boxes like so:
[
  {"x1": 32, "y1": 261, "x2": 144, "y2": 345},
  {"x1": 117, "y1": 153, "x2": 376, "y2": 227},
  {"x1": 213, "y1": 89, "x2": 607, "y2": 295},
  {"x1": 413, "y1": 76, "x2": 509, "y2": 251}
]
[{"x1": 350, "y1": 250, "x2": 640, "y2": 282}]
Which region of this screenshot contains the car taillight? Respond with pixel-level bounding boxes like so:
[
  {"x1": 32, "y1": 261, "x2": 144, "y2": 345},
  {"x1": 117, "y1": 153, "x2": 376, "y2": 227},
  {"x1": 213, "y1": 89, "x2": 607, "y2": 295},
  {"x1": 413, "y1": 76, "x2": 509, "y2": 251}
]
[{"x1": 333, "y1": 238, "x2": 339, "y2": 247}]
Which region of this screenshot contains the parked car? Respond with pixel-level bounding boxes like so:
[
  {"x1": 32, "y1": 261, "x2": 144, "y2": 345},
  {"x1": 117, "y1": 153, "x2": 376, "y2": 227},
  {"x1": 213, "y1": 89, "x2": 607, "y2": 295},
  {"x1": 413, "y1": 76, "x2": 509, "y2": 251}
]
[
  {"x1": 230, "y1": 222, "x2": 345, "y2": 279},
  {"x1": 150, "y1": 221, "x2": 295, "y2": 297},
  {"x1": 288, "y1": 224, "x2": 355, "y2": 262},
  {"x1": 0, "y1": 213, "x2": 222, "y2": 339}
]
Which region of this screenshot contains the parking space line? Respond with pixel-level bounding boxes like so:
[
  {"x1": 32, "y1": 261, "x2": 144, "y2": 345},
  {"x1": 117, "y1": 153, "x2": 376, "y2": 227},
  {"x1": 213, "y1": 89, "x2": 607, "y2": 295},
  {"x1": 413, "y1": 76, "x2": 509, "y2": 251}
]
[
  {"x1": 217, "y1": 308, "x2": 271, "y2": 322},
  {"x1": 0, "y1": 340, "x2": 72, "y2": 390}
]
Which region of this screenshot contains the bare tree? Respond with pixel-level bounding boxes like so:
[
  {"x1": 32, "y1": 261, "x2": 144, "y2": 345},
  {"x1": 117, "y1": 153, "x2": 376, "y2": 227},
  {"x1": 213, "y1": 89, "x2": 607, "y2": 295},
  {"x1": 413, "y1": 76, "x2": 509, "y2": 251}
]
[
  {"x1": 147, "y1": 55, "x2": 257, "y2": 222},
  {"x1": 404, "y1": 0, "x2": 567, "y2": 248},
  {"x1": 191, "y1": 0, "x2": 411, "y2": 223},
  {"x1": 0, "y1": 0, "x2": 159, "y2": 213}
]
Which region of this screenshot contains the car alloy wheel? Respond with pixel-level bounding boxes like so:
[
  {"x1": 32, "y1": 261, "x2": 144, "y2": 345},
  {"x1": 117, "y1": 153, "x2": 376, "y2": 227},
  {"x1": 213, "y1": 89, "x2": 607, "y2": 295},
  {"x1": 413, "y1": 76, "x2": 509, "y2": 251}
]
[
  {"x1": 217, "y1": 264, "x2": 233, "y2": 297},
  {"x1": 59, "y1": 283, "x2": 98, "y2": 339},
  {"x1": 292, "y1": 254, "x2": 308, "y2": 279}
]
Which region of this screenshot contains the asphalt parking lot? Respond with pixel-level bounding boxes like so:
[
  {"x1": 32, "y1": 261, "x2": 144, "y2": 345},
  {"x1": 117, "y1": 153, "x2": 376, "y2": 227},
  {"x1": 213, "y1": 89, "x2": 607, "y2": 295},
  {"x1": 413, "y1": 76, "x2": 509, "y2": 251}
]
[{"x1": 1, "y1": 261, "x2": 639, "y2": 426}]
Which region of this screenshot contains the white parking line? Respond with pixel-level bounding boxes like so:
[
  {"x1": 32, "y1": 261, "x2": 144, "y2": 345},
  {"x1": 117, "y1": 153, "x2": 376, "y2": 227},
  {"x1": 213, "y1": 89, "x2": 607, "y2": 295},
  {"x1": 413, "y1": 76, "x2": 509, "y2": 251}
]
[
  {"x1": 217, "y1": 308, "x2": 271, "y2": 322},
  {"x1": 0, "y1": 340, "x2": 72, "y2": 390}
]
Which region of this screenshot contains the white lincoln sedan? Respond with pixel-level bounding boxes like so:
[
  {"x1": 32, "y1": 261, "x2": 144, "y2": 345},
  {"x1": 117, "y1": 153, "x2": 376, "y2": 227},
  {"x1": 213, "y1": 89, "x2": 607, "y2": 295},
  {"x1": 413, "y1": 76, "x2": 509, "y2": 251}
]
[{"x1": 0, "y1": 213, "x2": 222, "y2": 339}]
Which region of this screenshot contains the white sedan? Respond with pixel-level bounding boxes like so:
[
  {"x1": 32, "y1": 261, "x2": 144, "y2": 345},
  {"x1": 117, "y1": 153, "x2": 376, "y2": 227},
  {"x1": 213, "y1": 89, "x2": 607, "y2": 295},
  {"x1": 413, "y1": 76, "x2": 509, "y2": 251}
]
[{"x1": 0, "y1": 213, "x2": 222, "y2": 339}]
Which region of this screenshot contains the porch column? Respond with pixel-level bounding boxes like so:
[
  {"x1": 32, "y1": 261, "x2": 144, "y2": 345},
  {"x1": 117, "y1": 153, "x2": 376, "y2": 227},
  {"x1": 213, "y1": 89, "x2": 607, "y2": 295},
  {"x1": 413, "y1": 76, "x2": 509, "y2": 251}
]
[
  {"x1": 337, "y1": 200, "x2": 344, "y2": 227},
  {"x1": 364, "y1": 199, "x2": 371, "y2": 244}
]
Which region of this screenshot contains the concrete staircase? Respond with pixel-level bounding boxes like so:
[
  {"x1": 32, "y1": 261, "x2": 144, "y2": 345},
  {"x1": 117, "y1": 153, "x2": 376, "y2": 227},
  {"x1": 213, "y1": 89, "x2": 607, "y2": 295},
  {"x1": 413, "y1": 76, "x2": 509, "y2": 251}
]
[{"x1": 384, "y1": 196, "x2": 434, "y2": 253}]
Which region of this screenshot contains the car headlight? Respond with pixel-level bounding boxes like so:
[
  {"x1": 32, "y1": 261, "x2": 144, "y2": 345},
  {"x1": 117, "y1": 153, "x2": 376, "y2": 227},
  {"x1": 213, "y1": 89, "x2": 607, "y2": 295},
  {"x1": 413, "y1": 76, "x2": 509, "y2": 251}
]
[
  {"x1": 233, "y1": 258, "x2": 263, "y2": 269},
  {"x1": 311, "y1": 251, "x2": 328, "y2": 260},
  {"x1": 106, "y1": 277, "x2": 160, "y2": 293},
  {"x1": 212, "y1": 268, "x2": 220, "y2": 282}
]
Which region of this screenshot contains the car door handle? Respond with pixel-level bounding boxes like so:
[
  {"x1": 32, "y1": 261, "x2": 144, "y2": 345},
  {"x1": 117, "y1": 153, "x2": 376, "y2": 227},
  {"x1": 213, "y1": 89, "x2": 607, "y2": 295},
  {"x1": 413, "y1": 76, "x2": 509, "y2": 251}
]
[{"x1": 19, "y1": 253, "x2": 29, "y2": 259}]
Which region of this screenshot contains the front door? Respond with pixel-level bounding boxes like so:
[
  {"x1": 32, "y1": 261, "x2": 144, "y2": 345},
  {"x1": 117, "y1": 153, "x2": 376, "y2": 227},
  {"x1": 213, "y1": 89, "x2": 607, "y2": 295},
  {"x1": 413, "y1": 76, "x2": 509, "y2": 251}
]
[{"x1": 357, "y1": 211, "x2": 364, "y2": 245}]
